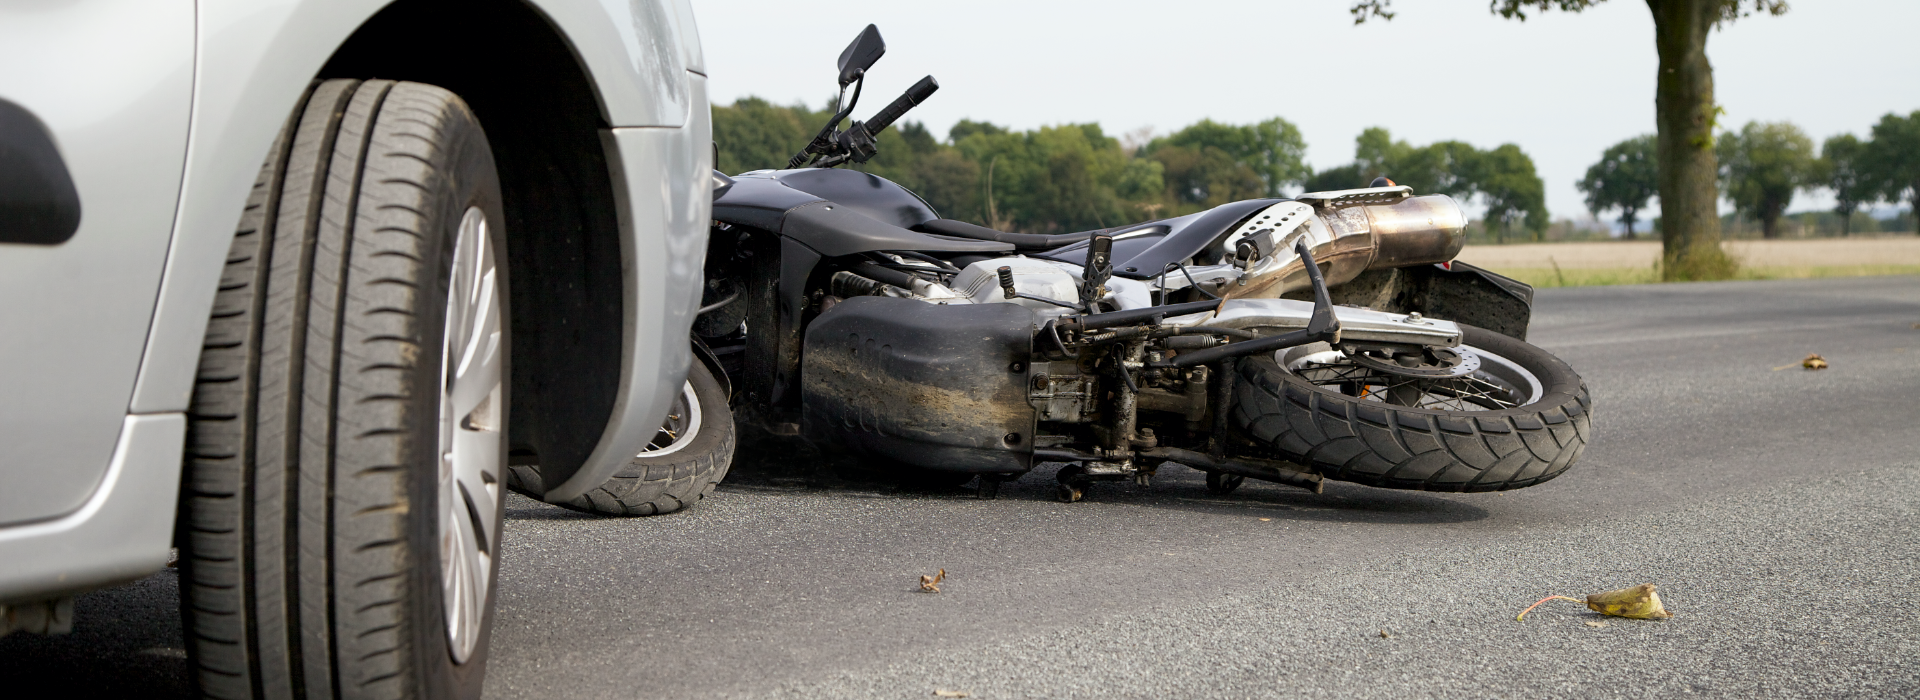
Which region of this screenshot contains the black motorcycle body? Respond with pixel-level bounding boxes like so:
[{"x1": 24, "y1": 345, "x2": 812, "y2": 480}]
[{"x1": 696, "y1": 26, "x2": 1591, "y2": 500}]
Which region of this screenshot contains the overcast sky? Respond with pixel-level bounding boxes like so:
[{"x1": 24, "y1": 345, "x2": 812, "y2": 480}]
[{"x1": 689, "y1": 0, "x2": 1920, "y2": 223}]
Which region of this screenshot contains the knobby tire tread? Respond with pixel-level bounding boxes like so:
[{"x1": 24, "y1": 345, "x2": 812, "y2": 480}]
[
  {"x1": 1231, "y1": 324, "x2": 1592, "y2": 492},
  {"x1": 505, "y1": 363, "x2": 734, "y2": 517}
]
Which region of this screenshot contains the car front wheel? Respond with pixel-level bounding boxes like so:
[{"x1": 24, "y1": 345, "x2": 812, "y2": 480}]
[{"x1": 180, "y1": 78, "x2": 508, "y2": 700}]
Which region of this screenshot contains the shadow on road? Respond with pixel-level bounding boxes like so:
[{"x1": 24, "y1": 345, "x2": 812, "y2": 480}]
[
  {"x1": 0, "y1": 571, "x2": 190, "y2": 700},
  {"x1": 703, "y1": 431, "x2": 1490, "y2": 526}
]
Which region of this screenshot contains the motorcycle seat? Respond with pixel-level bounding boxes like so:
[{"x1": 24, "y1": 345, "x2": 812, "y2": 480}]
[{"x1": 911, "y1": 218, "x2": 1103, "y2": 251}]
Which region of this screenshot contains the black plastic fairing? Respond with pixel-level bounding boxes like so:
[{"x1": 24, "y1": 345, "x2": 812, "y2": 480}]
[
  {"x1": 711, "y1": 174, "x2": 826, "y2": 231},
  {"x1": 780, "y1": 202, "x2": 1010, "y2": 257},
  {"x1": 772, "y1": 168, "x2": 939, "y2": 229},
  {"x1": 1105, "y1": 198, "x2": 1280, "y2": 278},
  {"x1": 711, "y1": 170, "x2": 1005, "y2": 257},
  {"x1": 1284, "y1": 261, "x2": 1536, "y2": 340},
  {"x1": 802, "y1": 296, "x2": 1037, "y2": 474},
  {"x1": 1035, "y1": 224, "x2": 1170, "y2": 270}
]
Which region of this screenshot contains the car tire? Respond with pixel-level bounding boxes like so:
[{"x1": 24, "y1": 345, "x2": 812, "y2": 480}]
[
  {"x1": 506, "y1": 360, "x2": 734, "y2": 516},
  {"x1": 180, "y1": 79, "x2": 509, "y2": 700}
]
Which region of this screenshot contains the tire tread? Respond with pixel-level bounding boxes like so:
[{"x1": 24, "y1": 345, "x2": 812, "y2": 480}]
[
  {"x1": 182, "y1": 78, "x2": 503, "y2": 700},
  {"x1": 1233, "y1": 325, "x2": 1593, "y2": 492}
]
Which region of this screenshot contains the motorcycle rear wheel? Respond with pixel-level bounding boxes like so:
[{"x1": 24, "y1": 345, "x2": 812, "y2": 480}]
[
  {"x1": 508, "y1": 361, "x2": 734, "y2": 515},
  {"x1": 1232, "y1": 324, "x2": 1591, "y2": 492}
]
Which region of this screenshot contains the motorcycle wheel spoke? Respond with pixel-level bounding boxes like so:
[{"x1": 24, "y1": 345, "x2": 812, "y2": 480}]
[{"x1": 1293, "y1": 357, "x2": 1521, "y2": 411}]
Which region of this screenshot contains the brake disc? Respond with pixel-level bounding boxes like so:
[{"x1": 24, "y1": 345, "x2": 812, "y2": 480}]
[{"x1": 1345, "y1": 345, "x2": 1481, "y2": 379}]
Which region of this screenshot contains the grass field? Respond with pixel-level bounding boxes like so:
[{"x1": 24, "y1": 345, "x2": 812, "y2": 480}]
[{"x1": 1455, "y1": 237, "x2": 1920, "y2": 288}]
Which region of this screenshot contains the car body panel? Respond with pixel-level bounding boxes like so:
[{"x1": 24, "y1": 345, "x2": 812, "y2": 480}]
[
  {"x1": 133, "y1": 0, "x2": 703, "y2": 415},
  {"x1": 0, "y1": 0, "x2": 195, "y2": 526},
  {"x1": 554, "y1": 72, "x2": 712, "y2": 502},
  {"x1": 0, "y1": 0, "x2": 710, "y2": 600},
  {"x1": 0, "y1": 414, "x2": 185, "y2": 603}
]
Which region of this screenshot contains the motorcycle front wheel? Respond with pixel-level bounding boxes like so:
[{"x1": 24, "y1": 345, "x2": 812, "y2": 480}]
[{"x1": 1231, "y1": 324, "x2": 1592, "y2": 492}]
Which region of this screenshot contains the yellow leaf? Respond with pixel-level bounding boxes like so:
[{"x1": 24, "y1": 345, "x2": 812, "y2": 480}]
[
  {"x1": 1517, "y1": 584, "x2": 1673, "y2": 621},
  {"x1": 1585, "y1": 583, "x2": 1673, "y2": 620}
]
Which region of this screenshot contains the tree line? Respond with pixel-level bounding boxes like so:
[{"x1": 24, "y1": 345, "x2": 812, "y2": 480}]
[
  {"x1": 713, "y1": 97, "x2": 1548, "y2": 240},
  {"x1": 1579, "y1": 111, "x2": 1920, "y2": 239}
]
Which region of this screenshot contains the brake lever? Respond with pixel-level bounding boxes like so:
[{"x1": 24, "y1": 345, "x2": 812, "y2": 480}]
[
  {"x1": 836, "y1": 121, "x2": 879, "y2": 164},
  {"x1": 788, "y1": 77, "x2": 865, "y2": 169}
]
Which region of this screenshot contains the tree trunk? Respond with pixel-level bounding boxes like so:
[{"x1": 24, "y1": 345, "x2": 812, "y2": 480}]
[
  {"x1": 1837, "y1": 205, "x2": 1853, "y2": 236},
  {"x1": 1648, "y1": 0, "x2": 1735, "y2": 278},
  {"x1": 1911, "y1": 183, "x2": 1919, "y2": 234},
  {"x1": 1621, "y1": 209, "x2": 1638, "y2": 239},
  {"x1": 1764, "y1": 194, "x2": 1790, "y2": 238}
]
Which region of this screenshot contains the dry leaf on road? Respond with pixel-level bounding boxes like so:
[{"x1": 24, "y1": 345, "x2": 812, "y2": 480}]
[
  {"x1": 1802, "y1": 354, "x2": 1828, "y2": 370},
  {"x1": 933, "y1": 690, "x2": 969, "y2": 698},
  {"x1": 1517, "y1": 583, "x2": 1673, "y2": 621},
  {"x1": 919, "y1": 569, "x2": 946, "y2": 593}
]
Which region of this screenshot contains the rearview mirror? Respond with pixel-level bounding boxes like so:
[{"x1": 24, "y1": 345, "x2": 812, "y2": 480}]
[{"x1": 836, "y1": 24, "x2": 886, "y2": 88}]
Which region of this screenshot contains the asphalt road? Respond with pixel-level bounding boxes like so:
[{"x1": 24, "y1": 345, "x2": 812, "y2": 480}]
[{"x1": 8, "y1": 275, "x2": 1917, "y2": 699}]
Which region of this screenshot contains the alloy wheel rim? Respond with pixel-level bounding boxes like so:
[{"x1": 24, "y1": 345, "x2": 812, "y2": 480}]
[{"x1": 438, "y1": 206, "x2": 503, "y2": 664}]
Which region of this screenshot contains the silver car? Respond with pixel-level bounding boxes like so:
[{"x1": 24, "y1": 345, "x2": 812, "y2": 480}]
[{"x1": 0, "y1": 1, "x2": 717, "y2": 696}]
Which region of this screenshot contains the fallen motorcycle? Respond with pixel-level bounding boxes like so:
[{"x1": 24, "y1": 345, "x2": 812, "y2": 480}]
[{"x1": 697, "y1": 24, "x2": 1592, "y2": 501}]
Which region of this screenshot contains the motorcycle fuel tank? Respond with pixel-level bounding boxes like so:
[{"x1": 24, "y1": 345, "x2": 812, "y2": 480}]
[{"x1": 757, "y1": 167, "x2": 940, "y2": 229}]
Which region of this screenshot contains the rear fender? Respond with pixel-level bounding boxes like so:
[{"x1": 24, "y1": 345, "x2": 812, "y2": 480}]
[{"x1": 1288, "y1": 261, "x2": 1534, "y2": 340}]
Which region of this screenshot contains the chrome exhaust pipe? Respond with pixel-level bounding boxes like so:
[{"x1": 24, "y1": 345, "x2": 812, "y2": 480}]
[{"x1": 1225, "y1": 188, "x2": 1466, "y2": 300}]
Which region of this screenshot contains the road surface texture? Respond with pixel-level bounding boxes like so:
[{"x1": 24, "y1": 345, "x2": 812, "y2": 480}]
[{"x1": 5, "y1": 275, "x2": 1916, "y2": 699}]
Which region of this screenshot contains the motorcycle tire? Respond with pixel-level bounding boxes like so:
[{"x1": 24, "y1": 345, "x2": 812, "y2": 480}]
[
  {"x1": 507, "y1": 361, "x2": 734, "y2": 516},
  {"x1": 1232, "y1": 323, "x2": 1592, "y2": 492}
]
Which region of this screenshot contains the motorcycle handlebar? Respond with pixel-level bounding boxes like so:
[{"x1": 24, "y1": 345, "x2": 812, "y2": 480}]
[{"x1": 864, "y1": 76, "x2": 938, "y2": 136}]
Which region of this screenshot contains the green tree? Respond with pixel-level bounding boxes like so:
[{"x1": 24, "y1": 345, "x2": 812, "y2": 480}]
[
  {"x1": 861, "y1": 121, "x2": 980, "y2": 221},
  {"x1": 948, "y1": 119, "x2": 1008, "y2": 143},
  {"x1": 1147, "y1": 144, "x2": 1266, "y2": 210},
  {"x1": 1577, "y1": 135, "x2": 1660, "y2": 239},
  {"x1": 1302, "y1": 163, "x2": 1365, "y2": 192},
  {"x1": 1717, "y1": 121, "x2": 1815, "y2": 239},
  {"x1": 1817, "y1": 133, "x2": 1875, "y2": 236},
  {"x1": 954, "y1": 123, "x2": 1139, "y2": 232},
  {"x1": 1312, "y1": 128, "x2": 1546, "y2": 240},
  {"x1": 711, "y1": 97, "x2": 831, "y2": 174},
  {"x1": 1352, "y1": 128, "x2": 1478, "y2": 198},
  {"x1": 1864, "y1": 110, "x2": 1920, "y2": 227},
  {"x1": 1142, "y1": 118, "x2": 1310, "y2": 197},
  {"x1": 1470, "y1": 143, "x2": 1551, "y2": 241},
  {"x1": 1350, "y1": 0, "x2": 1788, "y2": 280}
]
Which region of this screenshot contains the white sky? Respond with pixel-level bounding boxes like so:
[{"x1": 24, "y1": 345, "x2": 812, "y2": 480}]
[{"x1": 689, "y1": 0, "x2": 1920, "y2": 222}]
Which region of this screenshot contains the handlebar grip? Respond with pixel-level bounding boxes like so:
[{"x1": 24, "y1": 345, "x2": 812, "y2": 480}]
[{"x1": 864, "y1": 76, "x2": 939, "y2": 136}]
